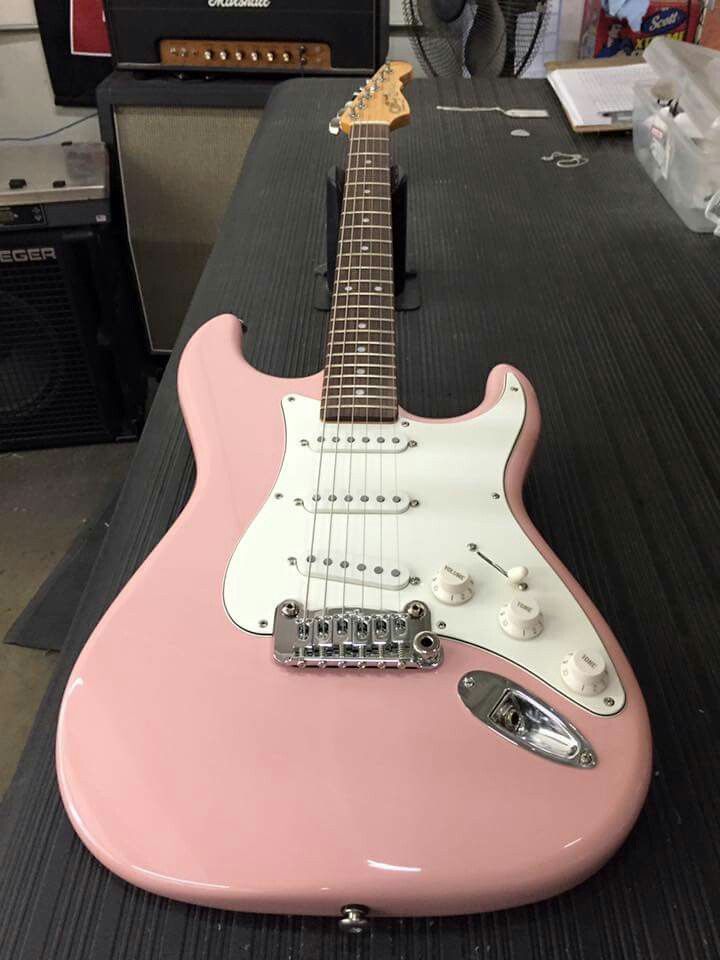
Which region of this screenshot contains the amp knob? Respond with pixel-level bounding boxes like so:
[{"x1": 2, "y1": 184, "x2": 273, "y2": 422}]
[
  {"x1": 498, "y1": 596, "x2": 543, "y2": 639},
  {"x1": 560, "y1": 650, "x2": 609, "y2": 696},
  {"x1": 431, "y1": 563, "x2": 474, "y2": 605}
]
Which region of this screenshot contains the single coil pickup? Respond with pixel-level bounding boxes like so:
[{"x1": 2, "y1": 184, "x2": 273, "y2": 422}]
[
  {"x1": 307, "y1": 429, "x2": 409, "y2": 453},
  {"x1": 296, "y1": 555, "x2": 410, "y2": 590},
  {"x1": 301, "y1": 491, "x2": 409, "y2": 514}
]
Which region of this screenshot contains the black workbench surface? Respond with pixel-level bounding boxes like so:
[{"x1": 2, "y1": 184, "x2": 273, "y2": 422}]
[{"x1": 2, "y1": 77, "x2": 719, "y2": 960}]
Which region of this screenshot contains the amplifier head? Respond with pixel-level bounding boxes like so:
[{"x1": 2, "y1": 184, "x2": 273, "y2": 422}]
[{"x1": 105, "y1": 0, "x2": 388, "y2": 74}]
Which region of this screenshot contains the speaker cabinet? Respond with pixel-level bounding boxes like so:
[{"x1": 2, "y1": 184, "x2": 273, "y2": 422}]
[
  {"x1": 98, "y1": 72, "x2": 276, "y2": 353},
  {"x1": 0, "y1": 228, "x2": 143, "y2": 451}
]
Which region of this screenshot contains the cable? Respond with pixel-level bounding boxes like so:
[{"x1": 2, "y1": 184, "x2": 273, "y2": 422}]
[{"x1": 0, "y1": 113, "x2": 98, "y2": 143}]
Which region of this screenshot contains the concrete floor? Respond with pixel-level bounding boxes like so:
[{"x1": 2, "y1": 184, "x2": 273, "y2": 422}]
[{"x1": 0, "y1": 443, "x2": 136, "y2": 798}]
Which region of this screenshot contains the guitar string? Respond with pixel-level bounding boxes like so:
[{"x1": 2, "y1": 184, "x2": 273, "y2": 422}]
[
  {"x1": 303, "y1": 119, "x2": 362, "y2": 626},
  {"x1": 339, "y1": 122, "x2": 380, "y2": 621},
  {"x1": 340, "y1": 124, "x2": 362, "y2": 618},
  {"x1": 321, "y1": 122, "x2": 364, "y2": 623}
]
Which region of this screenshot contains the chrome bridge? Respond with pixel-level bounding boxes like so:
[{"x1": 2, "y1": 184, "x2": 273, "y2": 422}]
[{"x1": 273, "y1": 600, "x2": 442, "y2": 669}]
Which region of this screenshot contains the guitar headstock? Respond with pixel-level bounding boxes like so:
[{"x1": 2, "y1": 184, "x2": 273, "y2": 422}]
[{"x1": 329, "y1": 61, "x2": 412, "y2": 136}]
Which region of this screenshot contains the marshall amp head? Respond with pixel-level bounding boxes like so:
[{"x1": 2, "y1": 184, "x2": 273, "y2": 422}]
[{"x1": 105, "y1": 0, "x2": 389, "y2": 74}]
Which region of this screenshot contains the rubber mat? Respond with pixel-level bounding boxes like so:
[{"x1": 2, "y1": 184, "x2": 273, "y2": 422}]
[{"x1": 1, "y1": 76, "x2": 719, "y2": 960}]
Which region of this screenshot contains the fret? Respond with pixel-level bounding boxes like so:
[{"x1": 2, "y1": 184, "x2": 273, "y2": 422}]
[
  {"x1": 327, "y1": 350, "x2": 395, "y2": 360},
  {"x1": 323, "y1": 404, "x2": 397, "y2": 412},
  {"x1": 325, "y1": 367, "x2": 395, "y2": 382},
  {"x1": 326, "y1": 362, "x2": 395, "y2": 370},
  {"x1": 337, "y1": 253, "x2": 394, "y2": 261},
  {"x1": 326, "y1": 349, "x2": 395, "y2": 357},
  {"x1": 336, "y1": 262, "x2": 393, "y2": 267},
  {"x1": 323, "y1": 380, "x2": 395, "y2": 390},
  {"x1": 326, "y1": 340, "x2": 395, "y2": 357}
]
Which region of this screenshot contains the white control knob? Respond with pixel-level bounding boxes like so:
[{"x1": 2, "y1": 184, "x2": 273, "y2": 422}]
[
  {"x1": 431, "y1": 563, "x2": 474, "y2": 605},
  {"x1": 498, "y1": 596, "x2": 543, "y2": 639},
  {"x1": 560, "y1": 649, "x2": 609, "y2": 696},
  {"x1": 507, "y1": 565, "x2": 528, "y2": 585}
]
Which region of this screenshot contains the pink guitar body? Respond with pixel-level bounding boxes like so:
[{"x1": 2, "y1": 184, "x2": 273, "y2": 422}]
[{"x1": 57, "y1": 313, "x2": 652, "y2": 918}]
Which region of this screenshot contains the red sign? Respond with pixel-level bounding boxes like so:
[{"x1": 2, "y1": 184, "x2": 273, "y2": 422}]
[{"x1": 70, "y1": 0, "x2": 111, "y2": 57}]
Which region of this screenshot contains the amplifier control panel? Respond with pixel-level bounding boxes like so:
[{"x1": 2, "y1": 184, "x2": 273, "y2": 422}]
[{"x1": 159, "y1": 39, "x2": 331, "y2": 70}]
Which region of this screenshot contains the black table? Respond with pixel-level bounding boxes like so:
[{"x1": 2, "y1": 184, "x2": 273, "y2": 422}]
[{"x1": 2, "y1": 76, "x2": 719, "y2": 960}]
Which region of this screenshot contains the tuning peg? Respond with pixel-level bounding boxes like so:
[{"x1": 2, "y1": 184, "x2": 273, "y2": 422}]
[{"x1": 328, "y1": 116, "x2": 341, "y2": 135}]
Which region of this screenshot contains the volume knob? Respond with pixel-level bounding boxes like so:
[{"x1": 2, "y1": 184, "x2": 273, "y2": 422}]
[
  {"x1": 560, "y1": 649, "x2": 609, "y2": 696},
  {"x1": 431, "y1": 563, "x2": 474, "y2": 605},
  {"x1": 498, "y1": 596, "x2": 543, "y2": 639}
]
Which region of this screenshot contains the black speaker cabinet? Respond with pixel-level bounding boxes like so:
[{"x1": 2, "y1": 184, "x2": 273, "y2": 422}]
[{"x1": 0, "y1": 226, "x2": 144, "y2": 451}]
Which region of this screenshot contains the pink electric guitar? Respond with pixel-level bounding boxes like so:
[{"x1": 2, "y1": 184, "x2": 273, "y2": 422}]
[{"x1": 57, "y1": 63, "x2": 651, "y2": 929}]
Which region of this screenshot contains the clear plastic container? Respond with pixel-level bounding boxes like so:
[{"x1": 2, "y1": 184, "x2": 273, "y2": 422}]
[{"x1": 633, "y1": 38, "x2": 720, "y2": 233}]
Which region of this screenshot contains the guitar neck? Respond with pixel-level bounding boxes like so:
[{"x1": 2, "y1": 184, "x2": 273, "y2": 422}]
[{"x1": 321, "y1": 122, "x2": 397, "y2": 424}]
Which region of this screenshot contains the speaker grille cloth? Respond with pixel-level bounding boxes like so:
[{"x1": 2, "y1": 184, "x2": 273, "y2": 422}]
[
  {"x1": 0, "y1": 248, "x2": 111, "y2": 450},
  {"x1": 115, "y1": 106, "x2": 261, "y2": 352}
]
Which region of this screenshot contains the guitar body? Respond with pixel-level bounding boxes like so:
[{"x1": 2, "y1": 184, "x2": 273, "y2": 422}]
[{"x1": 57, "y1": 313, "x2": 652, "y2": 917}]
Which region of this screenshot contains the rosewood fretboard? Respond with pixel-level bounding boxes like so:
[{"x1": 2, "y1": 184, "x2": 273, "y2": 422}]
[{"x1": 321, "y1": 122, "x2": 396, "y2": 423}]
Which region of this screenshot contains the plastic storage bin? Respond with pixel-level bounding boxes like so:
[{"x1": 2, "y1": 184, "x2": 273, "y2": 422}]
[{"x1": 633, "y1": 38, "x2": 720, "y2": 233}]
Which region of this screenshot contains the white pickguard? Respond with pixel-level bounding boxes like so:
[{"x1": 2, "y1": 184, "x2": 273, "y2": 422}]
[{"x1": 223, "y1": 373, "x2": 625, "y2": 716}]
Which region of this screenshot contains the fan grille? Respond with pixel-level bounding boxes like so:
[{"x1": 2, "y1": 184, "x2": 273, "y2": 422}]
[{"x1": 404, "y1": 0, "x2": 549, "y2": 78}]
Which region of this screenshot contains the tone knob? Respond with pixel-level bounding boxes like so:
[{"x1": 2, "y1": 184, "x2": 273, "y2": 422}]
[
  {"x1": 560, "y1": 650, "x2": 609, "y2": 696},
  {"x1": 431, "y1": 563, "x2": 474, "y2": 605},
  {"x1": 498, "y1": 596, "x2": 543, "y2": 639}
]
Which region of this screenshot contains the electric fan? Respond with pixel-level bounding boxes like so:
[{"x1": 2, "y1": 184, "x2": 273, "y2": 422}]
[{"x1": 402, "y1": 0, "x2": 549, "y2": 78}]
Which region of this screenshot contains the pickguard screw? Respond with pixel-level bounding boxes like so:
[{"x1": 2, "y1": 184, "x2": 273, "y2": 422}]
[
  {"x1": 517, "y1": 582, "x2": 528, "y2": 591},
  {"x1": 300, "y1": 439, "x2": 309, "y2": 446},
  {"x1": 409, "y1": 499, "x2": 420, "y2": 507},
  {"x1": 409, "y1": 576, "x2": 420, "y2": 586},
  {"x1": 288, "y1": 396, "x2": 295, "y2": 402},
  {"x1": 604, "y1": 697, "x2": 615, "y2": 707},
  {"x1": 259, "y1": 619, "x2": 269, "y2": 628},
  {"x1": 579, "y1": 750, "x2": 594, "y2": 767},
  {"x1": 491, "y1": 492, "x2": 501, "y2": 500},
  {"x1": 437, "y1": 621, "x2": 446, "y2": 629},
  {"x1": 281, "y1": 601, "x2": 299, "y2": 618},
  {"x1": 401, "y1": 420, "x2": 410, "y2": 427},
  {"x1": 294, "y1": 498, "x2": 303, "y2": 506},
  {"x1": 408, "y1": 440, "x2": 418, "y2": 448},
  {"x1": 510, "y1": 386, "x2": 519, "y2": 392},
  {"x1": 288, "y1": 557, "x2": 297, "y2": 565},
  {"x1": 274, "y1": 493, "x2": 283, "y2": 499},
  {"x1": 462, "y1": 675, "x2": 476, "y2": 688},
  {"x1": 467, "y1": 542, "x2": 477, "y2": 551}
]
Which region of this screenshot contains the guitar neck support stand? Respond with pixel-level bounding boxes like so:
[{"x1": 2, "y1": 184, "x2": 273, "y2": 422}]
[{"x1": 314, "y1": 163, "x2": 420, "y2": 312}]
